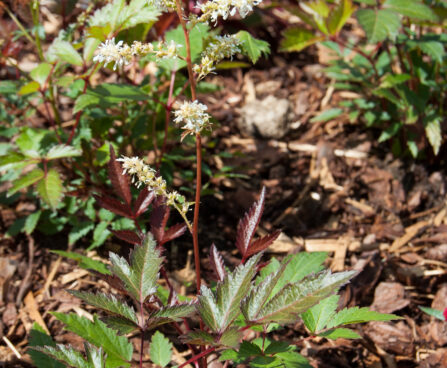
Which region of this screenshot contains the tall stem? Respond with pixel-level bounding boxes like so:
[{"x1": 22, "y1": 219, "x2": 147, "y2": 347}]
[{"x1": 175, "y1": 0, "x2": 201, "y2": 294}]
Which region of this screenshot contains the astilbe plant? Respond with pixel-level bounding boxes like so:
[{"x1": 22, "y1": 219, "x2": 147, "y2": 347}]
[{"x1": 28, "y1": 0, "x2": 400, "y2": 367}]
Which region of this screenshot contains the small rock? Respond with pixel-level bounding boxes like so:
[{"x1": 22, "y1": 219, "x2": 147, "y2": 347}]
[{"x1": 238, "y1": 95, "x2": 290, "y2": 139}]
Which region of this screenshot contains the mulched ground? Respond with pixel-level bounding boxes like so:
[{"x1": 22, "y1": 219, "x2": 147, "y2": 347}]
[{"x1": 1, "y1": 5, "x2": 447, "y2": 368}]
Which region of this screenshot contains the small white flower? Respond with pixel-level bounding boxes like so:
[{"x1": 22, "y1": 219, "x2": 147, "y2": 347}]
[
  {"x1": 173, "y1": 100, "x2": 211, "y2": 135},
  {"x1": 147, "y1": 0, "x2": 177, "y2": 12},
  {"x1": 93, "y1": 38, "x2": 131, "y2": 70},
  {"x1": 199, "y1": 0, "x2": 262, "y2": 23}
]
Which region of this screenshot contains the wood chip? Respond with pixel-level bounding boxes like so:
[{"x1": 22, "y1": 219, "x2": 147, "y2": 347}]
[
  {"x1": 389, "y1": 220, "x2": 430, "y2": 253},
  {"x1": 24, "y1": 291, "x2": 49, "y2": 334}
]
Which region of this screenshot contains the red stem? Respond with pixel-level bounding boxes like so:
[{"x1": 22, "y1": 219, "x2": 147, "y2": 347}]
[{"x1": 178, "y1": 347, "x2": 216, "y2": 368}]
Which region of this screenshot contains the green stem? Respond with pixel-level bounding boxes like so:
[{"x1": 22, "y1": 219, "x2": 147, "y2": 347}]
[{"x1": 3, "y1": 5, "x2": 35, "y2": 46}]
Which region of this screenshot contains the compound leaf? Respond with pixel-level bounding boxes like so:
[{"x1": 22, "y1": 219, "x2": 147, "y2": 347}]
[
  {"x1": 198, "y1": 253, "x2": 261, "y2": 332},
  {"x1": 384, "y1": 0, "x2": 438, "y2": 21},
  {"x1": 109, "y1": 233, "x2": 163, "y2": 303},
  {"x1": 33, "y1": 345, "x2": 88, "y2": 368},
  {"x1": 149, "y1": 331, "x2": 172, "y2": 368},
  {"x1": 356, "y1": 8, "x2": 401, "y2": 43},
  {"x1": 253, "y1": 270, "x2": 355, "y2": 324},
  {"x1": 236, "y1": 31, "x2": 270, "y2": 63},
  {"x1": 53, "y1": 313, "x2": 133, "y2": 368},
  {"x1": 69, "y1": 291, "x2": 139, "y2": 326}
]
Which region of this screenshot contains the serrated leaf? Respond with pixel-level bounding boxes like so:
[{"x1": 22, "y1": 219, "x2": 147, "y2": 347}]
[
  {"x1": 182, "y1": 330, "x2": 216, "y2": 345},
  {"x1": 8, "y1": 168, "x2": 45, "y2": 196},
  {"x1": 319, "y1": 328, "x2": 361, "y2": 339},
  {"x1": 37, "y1": 169, "x2": 63, "y2": 210},
  {"x1": 241, "y1": 261, "x2": 288, "y2": 322},
  {"x1": 160, "y1": 223, "x2": 187, "y2": 245},
  {"x1": 53, "y1": 313, "x2": 133, "y2": 368},
  {"x1": 94, "y1": 195, "x2": 132, "y2": 218},
  {"x1": 236, "y1": 188, "x2": 265, "y2": 257},
  {"x1": 209, "y1": 243, "x2": 226, "y2": 282},
  {"x1": 51, "y1": 250, "x2": 110, "y2": 275},
  {"x1": 417, "y1": 41, "x2": 444, "y2": 63},
  {"x1": 24, "y1": 210, "x2": 42, "y2": 235},
  {"x1": 280, "y1": 27, "x2": 323, "y2": 52},
  {"x1": 85, "y1": 343, "x2": 106, "y2": 368},
  {"x1": 46, "y1": 145, "x2": 82, "y2": 160},
  {"x1": 301, "y1": 295, "x2": 340, "y2": 333},
  {"x1": 108, "y1": 146, "x2": 131, "y2": 206},
  {"x1": 32, "y1": 345, "x2": 88, "y2": 368},
  {"x1": 246, "y1": 230, "x2": 281, "y2": 258},
  {"x1": 310, "y1": 108, "x2": 343, "y2": 123},
  {"x1": 69, "y1": 291, "x2": 139, "y2": 326},
  {"x1": 253, "y1": 270, "x2": 355, "y2": 324},
  {"x1": 328, "y1": 0, "x2": 356, "y2": 35},
  {"x1": 69, "y1": 222, "x2": 95, "y2": 246},
  {"x1": 29, "y1": 323, "x2": 64, "y2": 368},
  {"x1": 30, "y1": 63, "x2": 52, "y2": 86},
  {"x1": 102, "y1": 316, "x2": 139, "y2": 335},
  {"x1": 236, "y1": 31, "x2": 270, "y2": 63},
  {"x1": 111, "y1": 230, "x2": 142, "y2": 245},
  {"x1": 424, "y1": 115, "x2": 442, "y2": 155},
  {"x1": 0, "y1": 152, "x2": 30, "y2": 171},
  {"x1": 379, "y1": 73, "x2": 411, "y2": 88},
  {"x1": 109, "y1": 233, "x2": 163, "y2": 303},
  {"x1": 326, "y1": 307, "x2": 399, "y2": 329},
  {"x1": 19, "y1": 81, "x2": 40, "y2": 95},
  {"x1": 198, "y1": 253, "x2": 262, "y2": 332},
  {"x1": 89, "y1": 221, "x2": 111, "y2": 250},
  {"x1": 51, "y1": 40, "x2": 84, "y2": 67},
  {"x1": 134, "y1": 187, "x2": 155, "y2": 217},
  {"x1": 356, "y1": 8, "x2": 401, "y2": 43},
  {"x1": 384, "y1": 0, "x2": 438, "y2": 21},
  {"x1": 419, "y1": 306, "x2": 445, "y2": 321},
  {"x1": 149, "y1": 331, "x2": 172, "y2": 367},
  {"x1": 149, "y1": 303, "x2": 196, "y2": 321}
]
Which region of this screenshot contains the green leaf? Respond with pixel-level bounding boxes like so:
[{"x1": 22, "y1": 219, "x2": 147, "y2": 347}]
[
  {"x1": 30, "y1": 63, "x2": 53, "y2": 86},
  {"x1": 33, "y1": 345, "x2": 88, "y2": 368},
  {"x1": 29, "y1": 323, "x2": 65, "y2": 368},
  {"x1": 280, "y1": 27, "x2": 324, "y2": 52},
  {"x1": 46, "y1": 145, "x2": 82, "y2": 160},
  {"x1": 328, "y1": 0, "x2": 356, "y2": 35},
  {"x1": 419, "y1": 306, "x2": 445, "y2": 321},
  {"x1": 69, "y1": 221, "x2": 95, "y2": 246},
  {"x1": 319, "y1": 328, "x2": 361, "y2": 339},
  {"x1": 8, "y1": 168, "x2": 45, "y2": 196},
  {"x1": 407, "y1": 139, "x2": 419, "y2": 158},
  {"x1": 51, "y1": 250, "x2": 110, "y2": 275},
  {"x1": 0, "y1": 152, "x2": 31, "y2": 171},
  {"x1": 149, "y1": 331, "x2": 172, "y2": 367},
  {"x1": 69, "y1": 291, "x2": 139, "y2": 326},
  {"x1": 197, "y1": 253, "x2": 262, "y2": 332},
  {"x1": 51, "y1": 40, "x2": 84, "y2": 67},
  {"x1": 85, "y1": 343, "x2": 106, "y2": 368},
  {"x1": 102, "y1": 316, "x2": 139, "y2": 335},
  {"x1": 379, "y1": 74, "x2": 411, "y2": 88},
  {"x1": 73, "y1": 94, "x2": 102, "y2": 114},
  {"x1": 356, "y1": 8, "x2": 401, "y2": 43},
  {"x1": 24, "y1": 210, "x2": 42, "y2": 235},
  {"x1": 236, "y1": 31, "x2": 270, "y2": 63},
  {"x1": 417, "y1": 41, "x2": 444, "y2": 63},
  {"x1": 88, "y1": 221, "x2": 111, "y2": 250},
  {"x1": 37, "y1": 169, "x2": 63, "y2": 210},
  {"x1": 252, "y1": 270, "x2": 355, "y2": 324},
  {"x1": 310, "y1": 108, "x2": 343, "y2": 123},
  {"x1": 302, "y1": 295, "x2": 339, "y2": 333},
  {"x1": 109, "y1": 233, "x2": 163, "y2": 303},
  {"x1": 384, "y1": 0, "x2": 438, "y2": 21},
  {"x1": 326, "y1": 307, "x2": 399, "y2": 329},
  {"x1": 19, "y1": 81, "x2": 40, "y2": 95},
  {"x1": 219, "y1": 327, "x2": 242, "y2": 348},
  {"x1": 53, "y1": 313, "x2": 133, "y2": 368},
  {"x1": 274, "y1": 351, "x2": 312, "y2": 368},
  {"x1": 424, "y1": 115, "x2": 442, "y2": 155},
  {"x1": 84, "y1": 38, "x2": 102, "y2": 62}
]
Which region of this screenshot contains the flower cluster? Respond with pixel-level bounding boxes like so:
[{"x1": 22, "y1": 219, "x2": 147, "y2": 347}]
[
  {"x1": 193, "y1": 34, "x2": 241, "y2": 79},
  {"x1": 173, "y1": 100, "x2": 212, "y2": 136},
  {"x1": 116, "y1": 156, "x2": 191, "y2": 214},
  {"x1": 198, "y1": 0, "x2": 263, "y2": 23},
  {"x1": 93, "y1": 38, "x2": 180, "y2": 70}
]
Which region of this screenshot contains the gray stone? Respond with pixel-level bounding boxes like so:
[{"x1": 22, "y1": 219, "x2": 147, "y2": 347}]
[{"x1": 238, "y1": 95, "x2": 290, "y2": 139}]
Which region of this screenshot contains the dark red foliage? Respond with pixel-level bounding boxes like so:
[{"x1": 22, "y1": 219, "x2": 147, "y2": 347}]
[
  {"x1": 111, "y1": 230, "x2": 142, "y2": 245},
  {"x1": 108, "y1": 146, "x2": 131, "y2": 206},
  {"x1": 134, "y1": 187, "x2": 155, "y2": 217},
  {"x1": 94, "y1": 195, "x2": 132, "y2": 219},
  {"x1": 160, "y1": 223, "x2": 187, "y2": 246},
  {"x1": 245, "y1": 230, "x2": 281, "y2": 258},
  {"x1": 209, "y1": 244, "x2": 226, "y2": 282}
]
